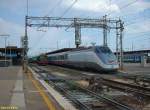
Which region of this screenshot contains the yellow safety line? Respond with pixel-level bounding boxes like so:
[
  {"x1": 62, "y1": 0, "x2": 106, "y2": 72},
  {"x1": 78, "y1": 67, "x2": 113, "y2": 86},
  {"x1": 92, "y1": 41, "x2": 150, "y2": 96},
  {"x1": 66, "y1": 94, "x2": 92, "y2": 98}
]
[{"x1": 27, "y1": 70, "x2": 56, "y2": 110}]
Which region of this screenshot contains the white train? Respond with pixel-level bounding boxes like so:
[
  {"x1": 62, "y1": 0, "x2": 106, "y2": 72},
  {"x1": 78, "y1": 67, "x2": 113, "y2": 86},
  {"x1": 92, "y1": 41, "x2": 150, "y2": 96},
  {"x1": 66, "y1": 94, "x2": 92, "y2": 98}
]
[{"x1": 47, "y1": 46, "x2": 119, "y2": 72}]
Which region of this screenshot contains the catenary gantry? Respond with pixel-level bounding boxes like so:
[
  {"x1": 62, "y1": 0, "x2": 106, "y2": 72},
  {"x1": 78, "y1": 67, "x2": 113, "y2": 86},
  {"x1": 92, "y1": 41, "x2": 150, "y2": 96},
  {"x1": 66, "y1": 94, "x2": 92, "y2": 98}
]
[{"x1": 23, "y1": 15, "x2": 124, "y2": 72}]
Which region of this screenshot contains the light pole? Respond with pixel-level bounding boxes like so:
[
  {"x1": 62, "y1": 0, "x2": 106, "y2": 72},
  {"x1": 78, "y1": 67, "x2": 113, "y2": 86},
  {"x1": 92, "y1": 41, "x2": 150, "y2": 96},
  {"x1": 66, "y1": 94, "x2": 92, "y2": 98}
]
[
  {"x1": 8, "y1": 41, "x2": 12, "y2": 66},
  {"x1": 0, "y1": 34, "x2": 10, "y2": 67}
]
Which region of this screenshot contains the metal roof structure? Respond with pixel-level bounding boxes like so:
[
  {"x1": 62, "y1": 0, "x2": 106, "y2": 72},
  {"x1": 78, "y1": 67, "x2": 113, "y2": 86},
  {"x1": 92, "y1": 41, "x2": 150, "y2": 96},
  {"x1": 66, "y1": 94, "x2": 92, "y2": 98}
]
[
  {"x1": 0, "y1": 46, "x2": 23, "y2": 53},
  {"x1": 46, "y1": 47, "x2": 90, "y2": 55},
  {"x1": 114, "y1": 49, "x2": 150, "y2": 55}
]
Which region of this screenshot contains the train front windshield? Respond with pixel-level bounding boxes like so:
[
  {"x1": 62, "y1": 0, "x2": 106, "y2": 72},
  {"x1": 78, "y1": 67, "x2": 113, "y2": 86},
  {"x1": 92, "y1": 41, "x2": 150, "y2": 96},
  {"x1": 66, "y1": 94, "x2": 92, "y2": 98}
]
[
  {"x1": 95, "y1": 46, "x2": 111, "y2": 54},
  {"x1": 95, "y1": 46, "x2": 117, "y2": 64},
  {"x1": 99, "y1": 46, "x2": 111, "y2": 53}
]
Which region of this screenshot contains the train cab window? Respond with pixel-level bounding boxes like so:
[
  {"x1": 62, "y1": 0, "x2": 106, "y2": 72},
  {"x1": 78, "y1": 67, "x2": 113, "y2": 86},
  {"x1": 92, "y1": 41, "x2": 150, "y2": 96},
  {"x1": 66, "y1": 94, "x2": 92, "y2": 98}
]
[
  {"x1": 99, "y1": 47, "x2": 111, "y2": 53},
  {"x1": 95, "y1": 48, "x2": 100, "y2": 53}
]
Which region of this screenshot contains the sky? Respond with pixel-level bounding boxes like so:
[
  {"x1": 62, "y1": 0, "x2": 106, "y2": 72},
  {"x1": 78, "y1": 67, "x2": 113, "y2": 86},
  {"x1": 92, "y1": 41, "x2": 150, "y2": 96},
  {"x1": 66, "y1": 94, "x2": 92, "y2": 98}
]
[{"x1": 0, "y1": 0, "x2": 150, "y2": 56}]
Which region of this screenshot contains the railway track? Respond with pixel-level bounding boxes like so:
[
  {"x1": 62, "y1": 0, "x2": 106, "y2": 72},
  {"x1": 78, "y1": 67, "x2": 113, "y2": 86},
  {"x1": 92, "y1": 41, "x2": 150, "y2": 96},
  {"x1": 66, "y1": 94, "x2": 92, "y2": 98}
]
[
  {"x1": 33, "y1": 64, "x2": 150, "y2": 97},
  {"x1": 69, "y1": 68, "x2": 150, "y2": 98},
  {"x1": 100, "y1": 78, "x2": 150, "y2": 98},
  {"x1": 124, "y1": 75, "x2": 150, "y2": 85},
  {"x1": 115, "y1": 73, "x2": 150, "y2": 85},
  {"x1": 30, "y1": 65, "x2": 133, "y2": 110}
]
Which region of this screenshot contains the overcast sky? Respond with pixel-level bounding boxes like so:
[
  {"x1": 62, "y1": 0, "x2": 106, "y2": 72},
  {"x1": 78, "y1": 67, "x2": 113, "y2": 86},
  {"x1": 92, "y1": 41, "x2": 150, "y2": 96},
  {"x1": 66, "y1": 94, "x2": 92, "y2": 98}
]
[{"x1": 0, "y1": 0, "x2": 150, "y2": 56}]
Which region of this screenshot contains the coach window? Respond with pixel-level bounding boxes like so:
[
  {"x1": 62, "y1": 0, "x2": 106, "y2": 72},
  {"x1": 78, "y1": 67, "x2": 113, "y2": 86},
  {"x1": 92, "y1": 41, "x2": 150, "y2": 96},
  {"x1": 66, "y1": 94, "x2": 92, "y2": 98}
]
[
  {"x1": 62, "y1": 55, "x2": 64, "y2": 60},
  {"x1": 61, "y1": 55, "x2": 63, "y2": 59},
  {"x1": 64, "y1": 54, "x2": 68, "y2": 59}
]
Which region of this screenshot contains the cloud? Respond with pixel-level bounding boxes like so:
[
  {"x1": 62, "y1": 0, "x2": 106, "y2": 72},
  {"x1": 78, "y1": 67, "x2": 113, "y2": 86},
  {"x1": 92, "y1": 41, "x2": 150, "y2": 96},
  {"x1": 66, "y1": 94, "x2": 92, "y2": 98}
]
[
  {"x1": 0, "y1": 18, "x2": 23, "y2": 34},
  {"x1": 0, "y1": 0, "x2": 56, "y2": 16},
  {"x1": 125, "y1": 19, "x2": 150, "y2": 34},
  {"x1": 123, "y1": 18, "x2": 150, "y2": 50},
  {"x1": 64, "y1": 0, "x2": 120, "y2": 13},
  {"x1": 112, "y1": 0, "x2": 150, "y2": 17},
  {"x1": 0, "y1": 18, "x2": 24, "y2": 47},
  {"x1": 28, "y1": 28, "x2": 77, "y2": 56},
  {"x1": 0, "y1": 17, "x2": 75, "y2": 56},
  {"x1": 129, "y1": 1, "x2": 150, "y2": 13},
  {"x1": 0, "y1": 0, "x2": 149, "y2": 54}
]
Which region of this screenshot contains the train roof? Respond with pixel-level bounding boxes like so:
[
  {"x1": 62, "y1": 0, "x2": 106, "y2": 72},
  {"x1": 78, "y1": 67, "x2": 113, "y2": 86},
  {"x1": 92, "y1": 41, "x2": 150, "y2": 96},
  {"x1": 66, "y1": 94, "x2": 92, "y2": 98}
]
[
  {"x1": 46, "y1": 48, "x2": 73, "y2": 55},
  {"x1": 46, "y1": 46, "x2": 110, "y2": 55},
  {"x1": 46, "y1": 46, "x2": 93, "y2": 55}
]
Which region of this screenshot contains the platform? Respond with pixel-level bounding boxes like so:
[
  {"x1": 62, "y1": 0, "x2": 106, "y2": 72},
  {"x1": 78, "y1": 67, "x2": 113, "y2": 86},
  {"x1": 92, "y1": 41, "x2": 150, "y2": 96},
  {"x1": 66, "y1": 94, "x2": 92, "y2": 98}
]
[
  {"x1": 123, "y1": 63, "x2": 150, "y2": 75},
  {"x1": 0, "y1": 66, "x2": 61, "y2": 110}
]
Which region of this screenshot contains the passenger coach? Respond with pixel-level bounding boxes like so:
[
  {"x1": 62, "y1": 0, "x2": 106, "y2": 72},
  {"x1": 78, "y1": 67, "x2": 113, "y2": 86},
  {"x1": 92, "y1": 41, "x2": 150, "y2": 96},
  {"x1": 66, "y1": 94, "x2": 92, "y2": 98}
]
[{"x1": 47, "y1": 46, "x2": 119, "y2": 72}]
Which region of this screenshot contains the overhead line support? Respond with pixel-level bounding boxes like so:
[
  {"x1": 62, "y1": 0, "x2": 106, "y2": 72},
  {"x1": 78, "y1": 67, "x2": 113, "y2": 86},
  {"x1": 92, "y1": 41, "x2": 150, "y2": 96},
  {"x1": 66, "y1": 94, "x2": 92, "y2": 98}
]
[
  {"x1": 25, "y1": 16, "x2": 124, "y2": 70},
  {"x1": 23, "y1": 16, "x2": 28, "y2": 73}
]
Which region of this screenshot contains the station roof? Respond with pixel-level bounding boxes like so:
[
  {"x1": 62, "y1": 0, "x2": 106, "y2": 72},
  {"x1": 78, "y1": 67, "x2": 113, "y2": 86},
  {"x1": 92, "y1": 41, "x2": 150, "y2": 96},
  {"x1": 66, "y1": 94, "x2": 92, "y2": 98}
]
[
  {"x1": 0, "y1": 46, "x2": 23, "y2": 53},
  {"x1": 115, "y1": 49, "x2": 150, "y2": 54},
  {"x1": 46, "y1": 46, "x2": 91, "y2": 55}
]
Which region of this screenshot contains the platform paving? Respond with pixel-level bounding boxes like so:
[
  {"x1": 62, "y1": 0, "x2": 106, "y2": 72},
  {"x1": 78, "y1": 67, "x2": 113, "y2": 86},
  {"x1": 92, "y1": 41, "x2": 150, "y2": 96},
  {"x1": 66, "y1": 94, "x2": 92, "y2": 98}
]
[
  {"x1": 0, "y1": 66, "x2": 61, "y2": 110},
  {"x1": 123, "y1": 63, "x2": 150, "y2": 75}
]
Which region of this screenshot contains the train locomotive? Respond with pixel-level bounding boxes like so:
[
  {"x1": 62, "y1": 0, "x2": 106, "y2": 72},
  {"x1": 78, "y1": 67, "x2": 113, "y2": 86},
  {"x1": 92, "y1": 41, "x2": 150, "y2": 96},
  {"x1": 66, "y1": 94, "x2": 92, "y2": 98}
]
[{"x1": 46, "y1": 46, "x2": 119, "y2": 71}]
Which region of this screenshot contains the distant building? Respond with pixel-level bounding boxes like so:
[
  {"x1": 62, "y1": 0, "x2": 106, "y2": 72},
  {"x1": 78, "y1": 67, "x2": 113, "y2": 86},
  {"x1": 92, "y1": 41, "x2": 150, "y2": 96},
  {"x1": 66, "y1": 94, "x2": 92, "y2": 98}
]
[
  {"x1": 115, "y1": 49, "x2": 150, "y2": 63},
  {"x1": 0, "y1": 46, "x2": 23, "y2": 66}
]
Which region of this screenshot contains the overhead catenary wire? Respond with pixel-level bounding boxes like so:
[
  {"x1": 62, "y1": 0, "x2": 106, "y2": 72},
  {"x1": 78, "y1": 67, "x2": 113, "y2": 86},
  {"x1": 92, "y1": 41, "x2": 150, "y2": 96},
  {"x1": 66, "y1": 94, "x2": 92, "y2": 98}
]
[
  {"x1": 39, "y1": 0, "x2": 78, "y2": 32},
  {"x1": 33, "y1": 0, "x2": 64, "y2": 51},
  {"x1": 26, "y1": 0, "x2": 29, "y2": 16},
  {"x1": 109, "y1": 0, "x2": 141, "y2": 26},
  {"x1": 78, "y1": 0, "x2": 139, "y2": 19},
  {"x1": 125, "y1": 17, "x2": 150, "y2": 26},
  {"x1": 55, "y1": 0, "x2": 78, "y2": 31},
  {"x1": 107, "y1": 0, "x2": 139, "y2": 16},
  {"x1": 45, "y1": 0, "x2": 63, "y2": 17},
  {"x1": 52, "y1": 0, "x2": 78, "y2": 27},
  {"x1": 32, "y1": 0, "x2": 78, "y2": 53},
  {"x1": 36, "y1": 0, "x2": 63, "y2": 31},
  {"x1": 119, "y1": 0, "x2": 138, "y2": 10},
  {"x1": 59, "y1": 0, "x2": 77, "y2": 18}
]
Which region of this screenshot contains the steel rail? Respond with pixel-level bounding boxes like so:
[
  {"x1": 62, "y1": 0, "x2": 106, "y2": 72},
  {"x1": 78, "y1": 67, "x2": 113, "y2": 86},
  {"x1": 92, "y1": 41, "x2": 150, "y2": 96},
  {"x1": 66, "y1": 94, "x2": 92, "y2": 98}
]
[
  {"x1": 31, "y1": 65, "x2": 133, "y2": 110},
  {"x1": 70, "y1": 82, "x2": 133, "y2": 110},
  {"x1": 48, "y1": 80, "x2": 92, "y2": 110},
  {"x1": 101, "y1": 78, "x2": 150, "y2": 97},
  {"x1": 102, "y1": 78, "x2": 150, "y2": 91},
  {"x1": 31, "y1": 65, "x2": 91, "y2": 110}
]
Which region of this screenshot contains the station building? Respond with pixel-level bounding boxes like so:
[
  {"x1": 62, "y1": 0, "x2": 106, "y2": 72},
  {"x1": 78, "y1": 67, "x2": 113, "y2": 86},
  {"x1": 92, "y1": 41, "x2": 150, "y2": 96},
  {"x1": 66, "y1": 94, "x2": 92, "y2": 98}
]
[
  {"x1": 0, "y1": 46, "x2": 23, "y2": 66},
  {"x1": 115, "y1": 49, "x2": 150, "y2": 63},
  {"x1": 123, "y1": 49, "x2": 150, "y2": 63}
]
